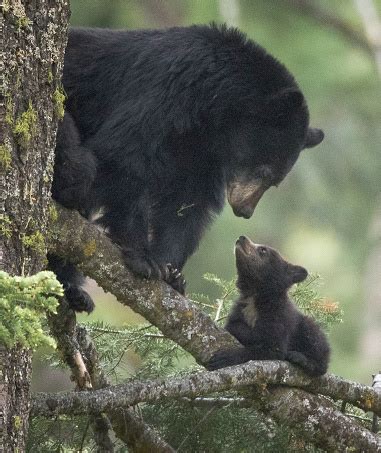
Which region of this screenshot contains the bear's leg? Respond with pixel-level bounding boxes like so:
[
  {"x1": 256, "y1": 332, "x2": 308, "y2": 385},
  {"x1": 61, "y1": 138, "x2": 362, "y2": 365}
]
[
  {"x1": 287, "y1": 317, "x2": 330, "y2": 376},
  {"x1": 48, "y1": 254, "x2": 95, "y2": 313},
  {"x1": 149, "y1": 203, "x2": 211, "y2": 294},
  {"x1": 208, "y1": 321, "x2": 289, "y2": 370},
  {"x1": 52, "y1": 111, "x2": 97, "y2": 212},
  {"x1": 100, "y1": 188, "x2": 169, "y2": 281}
]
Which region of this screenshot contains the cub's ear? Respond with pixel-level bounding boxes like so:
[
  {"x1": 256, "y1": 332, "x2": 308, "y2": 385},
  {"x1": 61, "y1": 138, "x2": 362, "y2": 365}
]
[
  {"x1": 260, "y1": 88, "x2": 305, "y2": 120},
  {"x1": 305, "y1": 128, "x2": 324, "y2": 148},
  {"x1": 288, "y1": 264, "x2": 308, "y2": 284}
]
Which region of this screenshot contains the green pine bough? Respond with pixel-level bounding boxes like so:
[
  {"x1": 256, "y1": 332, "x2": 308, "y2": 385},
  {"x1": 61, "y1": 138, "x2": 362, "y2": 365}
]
[{"x1": 0, "y1": 271, "x2": 63, "y2": 349}]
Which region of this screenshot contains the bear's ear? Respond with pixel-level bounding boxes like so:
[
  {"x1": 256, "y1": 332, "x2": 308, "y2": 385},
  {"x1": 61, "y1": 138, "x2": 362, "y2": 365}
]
[
  {"x1": 288, "y1": 264, "x2": 308, "y2": 284},
  {"x1": 260, "y1": 88, "x2": 305, "y2": 121},
  {"x1": 304, "y1": 128, "x2": 324, "y2": 148}
]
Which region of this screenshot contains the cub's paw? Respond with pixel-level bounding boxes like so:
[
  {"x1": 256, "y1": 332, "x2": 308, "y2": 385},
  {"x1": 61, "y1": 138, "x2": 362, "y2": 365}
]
[
  {"x1": 65, "y1": 286, "x2": 95, "y2": 313},
  {"x1": 207, "y1": 349, "x2": 239, "y2": 371},
  {"x1": 207, "y1": 347, "x2": 251, "y2": 371},
  {"x1": 165, "y1": 264, "x2": 186, "y2": 295}
]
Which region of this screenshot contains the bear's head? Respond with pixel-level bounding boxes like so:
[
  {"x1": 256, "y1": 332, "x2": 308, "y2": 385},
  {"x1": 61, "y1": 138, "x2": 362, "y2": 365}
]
[
  {"x1": 235, "y1": 235, "x2": 308, "y2": 297},
  {"x1": 226, "y1": 89, "x2": 324, "y2": 219}
]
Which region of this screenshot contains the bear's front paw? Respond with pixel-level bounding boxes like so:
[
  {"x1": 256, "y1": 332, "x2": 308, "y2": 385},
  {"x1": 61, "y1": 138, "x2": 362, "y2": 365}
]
[
  {"x1": 165, "y1": 264, "x2": 186, "y2": 295},
  {"x1": 123, "y1": 250, "x2": 166, "y2": 280},
  {"x1": 65, "y1": 286, "x2": 95, "y2": 313}
]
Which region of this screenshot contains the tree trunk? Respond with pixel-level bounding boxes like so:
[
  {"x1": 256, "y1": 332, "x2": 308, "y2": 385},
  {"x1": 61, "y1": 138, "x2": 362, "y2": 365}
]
[{"x1": 0, "y1": 1, "x2": 70, "y2": 450}]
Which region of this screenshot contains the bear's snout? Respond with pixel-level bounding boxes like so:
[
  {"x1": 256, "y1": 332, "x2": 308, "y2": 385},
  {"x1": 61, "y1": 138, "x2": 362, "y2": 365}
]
[{"x1": 235, "y1": 236, "x2": 256, "y2": 255}]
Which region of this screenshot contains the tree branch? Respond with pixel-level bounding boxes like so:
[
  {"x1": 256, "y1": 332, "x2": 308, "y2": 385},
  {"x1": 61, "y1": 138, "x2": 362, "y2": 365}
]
[
  {"x1": 45, "y1": 203, "x2": 381, "y2": 451},
  {"x1": 49, "y1": 300, "x2": 115, "y2": 450},
  {"x1": 48, "y1": 204, "x2": 381, "y2": 413},
  {"x1": 76, "y1": 325, "x2": 176, "y2": 453},
  {"x1": 49, "y1": 293, "x2": 175, "y2": 451},
  {"x1": 32, "y1": 360, "x2": 381, "y2": 417},
  {"x1": 48, "y1": 203, "x2": 240, "y2": 366},
  {"x1": 32, "y1": 361, "x2": 381, "y2": 451},
  {"x1": 261, "y1": 387, "x2": 380, "y2": 452}
]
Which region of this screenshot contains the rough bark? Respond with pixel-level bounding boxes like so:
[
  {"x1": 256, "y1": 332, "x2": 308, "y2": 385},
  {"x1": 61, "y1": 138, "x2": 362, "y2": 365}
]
[
  {"x1": 0, "y1": 1, "x2": 69, "y2": 450},
  {"x1": 262, "y1": 387, "x2": 381, "y2": 452}
]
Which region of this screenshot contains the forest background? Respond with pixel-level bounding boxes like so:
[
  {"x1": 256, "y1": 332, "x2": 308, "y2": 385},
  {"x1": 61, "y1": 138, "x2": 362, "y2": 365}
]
[{"x1": 33, "y1": 0, "x2": 381, "y2": 390}]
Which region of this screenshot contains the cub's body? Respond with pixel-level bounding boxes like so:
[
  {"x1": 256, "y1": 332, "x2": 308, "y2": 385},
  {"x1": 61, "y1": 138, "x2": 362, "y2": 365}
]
[{"x1": 209, "y1": 237, "x2": 330, "y2": 376}]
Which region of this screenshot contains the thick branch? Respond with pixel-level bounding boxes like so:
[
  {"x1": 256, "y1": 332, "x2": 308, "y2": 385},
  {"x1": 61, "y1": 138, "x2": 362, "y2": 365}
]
[
  {"x1": 31, "y1": 360, "x2": 381, "y2": 417},
  {"x1": 262, "y1": 387, "x2": 381, "y2": 452},
  {"x1": 49, "y1": 203, "x2": 240, "y2": 365}
]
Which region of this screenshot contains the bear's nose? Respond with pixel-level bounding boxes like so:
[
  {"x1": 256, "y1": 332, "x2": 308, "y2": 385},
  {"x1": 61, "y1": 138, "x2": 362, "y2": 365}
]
[{"x1": 236, "y1": 236, "x2": 247, "y2": 245}]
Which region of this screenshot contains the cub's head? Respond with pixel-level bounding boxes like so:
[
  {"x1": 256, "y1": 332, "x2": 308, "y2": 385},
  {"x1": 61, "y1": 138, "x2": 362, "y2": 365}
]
[
  {"x1": 235, "y1": 236, "x2": 307, "y2": 296},
  {"x1": 226, "y1": 89, "x2": 324, "y2": 219}
]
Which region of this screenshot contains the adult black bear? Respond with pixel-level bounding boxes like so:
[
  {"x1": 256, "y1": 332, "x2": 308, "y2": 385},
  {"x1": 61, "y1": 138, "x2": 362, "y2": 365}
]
[
  {"x1": 208, "y1": 236, "x2": 330, "y2": 376},
  {"x1": 51, "y1": 24, "x2": 324, "y2": 312}
]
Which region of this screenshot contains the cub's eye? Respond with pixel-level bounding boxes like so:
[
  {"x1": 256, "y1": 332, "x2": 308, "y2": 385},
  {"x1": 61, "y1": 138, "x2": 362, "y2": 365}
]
[{"x1": 258, "y1": 247, "x2": 267, "y2": 256}]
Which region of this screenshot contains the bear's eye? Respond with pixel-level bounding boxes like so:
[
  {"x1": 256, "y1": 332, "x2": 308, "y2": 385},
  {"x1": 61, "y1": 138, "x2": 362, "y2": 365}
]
[{"x1": 258, "y1": 247, "x2": 267, "y2": 256}]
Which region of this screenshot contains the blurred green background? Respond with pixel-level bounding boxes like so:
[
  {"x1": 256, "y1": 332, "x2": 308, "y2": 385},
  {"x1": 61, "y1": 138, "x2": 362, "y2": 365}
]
[{"x1": 36, "y1": 0, "x2": 381, "y2": 387}]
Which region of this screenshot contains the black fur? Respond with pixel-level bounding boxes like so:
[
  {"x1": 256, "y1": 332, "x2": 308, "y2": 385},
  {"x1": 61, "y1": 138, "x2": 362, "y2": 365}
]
[
  {"x1": 208, "y1": 236, "x2": 330, "y2": 376},
  {"x1": 51, "y1": 25, "x2": 324, "y2": 311}
]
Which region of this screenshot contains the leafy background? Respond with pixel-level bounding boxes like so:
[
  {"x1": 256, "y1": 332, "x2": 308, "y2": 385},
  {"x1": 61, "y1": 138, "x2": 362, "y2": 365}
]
[{"x1": 33, "y1": 0, "x2": 381, "y2": 390}]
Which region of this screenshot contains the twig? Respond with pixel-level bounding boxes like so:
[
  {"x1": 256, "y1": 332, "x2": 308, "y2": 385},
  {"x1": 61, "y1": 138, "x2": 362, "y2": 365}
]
[{"x1": 48, "y1": 299, "x2": 113, "y2": 450}]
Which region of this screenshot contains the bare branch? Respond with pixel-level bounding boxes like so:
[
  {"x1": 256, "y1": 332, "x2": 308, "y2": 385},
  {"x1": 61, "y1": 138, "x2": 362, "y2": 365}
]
[
  {"x1": 110, "y1": 408, "x2": 176, "y2": 453},
  {"x1": 31, "y1": 360, "x2": 381, "y2": 417},
  {"x1": 48, "y1": 300, "x2": 92, "y2": 389},
  {"x1": 32, "y1": 361, "x2": 381, "y2": 451},
  {"x1": 49, "y1": 300, "x2": 114, "y2": 450}
]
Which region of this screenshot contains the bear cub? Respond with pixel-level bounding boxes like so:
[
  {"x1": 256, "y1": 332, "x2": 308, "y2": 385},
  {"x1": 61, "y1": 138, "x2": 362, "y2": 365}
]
[{"x1": 208, "y1": 236, "x2": 330, "y2": 376}]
